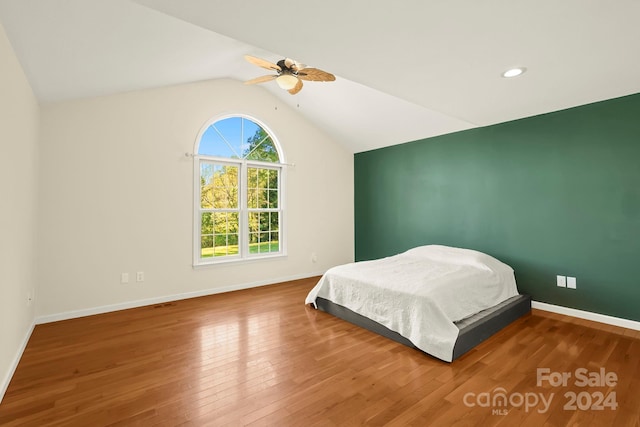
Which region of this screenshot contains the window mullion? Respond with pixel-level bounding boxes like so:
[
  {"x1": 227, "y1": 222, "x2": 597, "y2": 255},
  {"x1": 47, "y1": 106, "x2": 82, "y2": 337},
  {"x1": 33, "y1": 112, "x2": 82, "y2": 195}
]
[{"x1": 240, "y1": 161, "x2": 249, "y2": 257}]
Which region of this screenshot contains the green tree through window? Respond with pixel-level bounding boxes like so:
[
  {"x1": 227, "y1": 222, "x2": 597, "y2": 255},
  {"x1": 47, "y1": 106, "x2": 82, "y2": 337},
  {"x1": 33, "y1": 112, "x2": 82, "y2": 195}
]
[{"x1": 244, "y1": 126, "x2": 276, "y2": 160}]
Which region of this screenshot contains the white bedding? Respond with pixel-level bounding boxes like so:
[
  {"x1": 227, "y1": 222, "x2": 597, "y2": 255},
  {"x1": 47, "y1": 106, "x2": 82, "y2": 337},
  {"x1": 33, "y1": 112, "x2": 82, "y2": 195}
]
[{"x1": 305, "y1": 245, "x2": 519, "y2": 362}]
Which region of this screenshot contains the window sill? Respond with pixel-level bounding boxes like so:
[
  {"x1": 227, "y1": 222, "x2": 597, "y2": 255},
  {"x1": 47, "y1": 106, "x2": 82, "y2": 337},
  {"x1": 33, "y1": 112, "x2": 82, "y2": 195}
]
[{"x1": 193, "y1": 252, "x2": 287, "y2": 269}]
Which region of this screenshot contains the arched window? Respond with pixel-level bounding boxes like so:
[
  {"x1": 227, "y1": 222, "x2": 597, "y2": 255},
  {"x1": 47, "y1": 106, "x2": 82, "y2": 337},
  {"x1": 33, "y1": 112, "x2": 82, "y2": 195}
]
[{"x1": 194, "y1": 115, "x2": 285, "y2": 265}]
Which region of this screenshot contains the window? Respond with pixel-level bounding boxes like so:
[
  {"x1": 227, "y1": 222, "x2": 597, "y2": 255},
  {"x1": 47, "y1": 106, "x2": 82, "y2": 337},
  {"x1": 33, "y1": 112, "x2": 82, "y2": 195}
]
[{"x1": 194, "y1": 115, "x2": 285, "y2": 265}]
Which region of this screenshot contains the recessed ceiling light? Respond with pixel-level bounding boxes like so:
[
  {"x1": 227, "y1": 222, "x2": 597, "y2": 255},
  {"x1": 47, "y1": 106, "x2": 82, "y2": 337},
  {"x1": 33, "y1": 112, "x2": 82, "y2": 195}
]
[{"x1": 502, "y1": 67, "x2": 526, "y2": 78}]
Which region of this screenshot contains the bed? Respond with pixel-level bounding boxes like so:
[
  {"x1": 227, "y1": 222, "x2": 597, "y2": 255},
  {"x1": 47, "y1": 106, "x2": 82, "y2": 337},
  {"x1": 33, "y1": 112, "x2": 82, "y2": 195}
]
[{"x1": 305, "y1": 245, "x2": 531, "y2": 362}]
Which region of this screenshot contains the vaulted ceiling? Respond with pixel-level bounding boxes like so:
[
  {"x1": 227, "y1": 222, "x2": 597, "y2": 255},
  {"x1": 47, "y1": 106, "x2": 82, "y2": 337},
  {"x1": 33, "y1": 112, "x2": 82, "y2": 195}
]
[{"x1": 1, "y1": 0, "x2": 639, "y2": 153}]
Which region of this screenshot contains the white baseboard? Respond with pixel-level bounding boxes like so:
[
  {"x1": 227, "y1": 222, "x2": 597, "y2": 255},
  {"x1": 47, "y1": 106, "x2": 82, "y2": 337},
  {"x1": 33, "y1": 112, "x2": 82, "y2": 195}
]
[
  {"x1": 36, "y1": 285, "x2": 640, "y2": 330},
  {"x1": 36, "y1": 272, "x2": 325, "y2": 325},
  {"x1": 532, "y1": 301, "x2": 640, "y2": 331},
  {"x1": 1, "y1": 320, "x2": 35, "y2": 404}
]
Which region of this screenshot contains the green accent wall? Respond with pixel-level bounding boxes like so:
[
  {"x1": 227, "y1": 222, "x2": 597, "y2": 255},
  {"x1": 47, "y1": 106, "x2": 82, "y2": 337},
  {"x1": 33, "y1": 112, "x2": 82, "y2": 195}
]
[{"x1": 354, "y1": 93, "x2": 640, "y2": 322}]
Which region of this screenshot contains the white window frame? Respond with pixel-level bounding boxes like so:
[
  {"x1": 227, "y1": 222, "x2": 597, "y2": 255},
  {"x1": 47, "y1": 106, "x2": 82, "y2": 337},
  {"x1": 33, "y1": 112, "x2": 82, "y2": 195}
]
[{"x1": 193, "y1": 115, "x2": 287, "y2": 267}]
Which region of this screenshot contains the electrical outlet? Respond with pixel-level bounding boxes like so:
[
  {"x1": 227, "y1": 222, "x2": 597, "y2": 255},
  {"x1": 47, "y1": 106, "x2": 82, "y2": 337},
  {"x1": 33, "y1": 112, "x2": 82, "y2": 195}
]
[
  {"x1": 121, "y1": 273, "x2": 129, "y2": 284},
  {"x1": 557, "y1": 275, "x2": 566, "y2": 288},
  {"x1": 567, "y1": 277, "x2": 577, "y2": 289},
  {"x1": 136, "y1": 271, "x2": 144, "y2": 282},
  {"x1": 311, "y1": 252, "x2": 318, "y2": 263}
]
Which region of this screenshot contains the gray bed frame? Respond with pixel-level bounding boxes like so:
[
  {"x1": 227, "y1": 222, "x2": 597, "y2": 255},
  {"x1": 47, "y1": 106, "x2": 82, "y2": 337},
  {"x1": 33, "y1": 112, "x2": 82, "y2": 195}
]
[{"x1": 314, "y1": 294, "x2": 532, "y2": 361}]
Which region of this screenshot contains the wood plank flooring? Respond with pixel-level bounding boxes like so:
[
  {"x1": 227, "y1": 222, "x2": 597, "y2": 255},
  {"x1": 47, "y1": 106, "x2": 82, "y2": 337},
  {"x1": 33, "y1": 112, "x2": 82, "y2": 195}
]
[{"x1": 1, "y1": 277, "x2": 638, "y2": 426}]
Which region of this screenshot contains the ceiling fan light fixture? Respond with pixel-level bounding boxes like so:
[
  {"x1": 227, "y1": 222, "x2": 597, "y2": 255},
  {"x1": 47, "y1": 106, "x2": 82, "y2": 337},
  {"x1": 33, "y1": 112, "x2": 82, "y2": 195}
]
[
  {"x1": 276, "y1": 74, "x2": 299, "y2": 90},
  {"x1": 502, "y1": 67, "x2": 526, "y2": 78}
]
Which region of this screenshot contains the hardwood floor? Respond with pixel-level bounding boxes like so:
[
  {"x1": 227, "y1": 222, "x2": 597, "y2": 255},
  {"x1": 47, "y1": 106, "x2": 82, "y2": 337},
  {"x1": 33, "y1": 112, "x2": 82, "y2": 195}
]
[{"x1": 1, "y1": 277, "x2": 638, "y2": 426}]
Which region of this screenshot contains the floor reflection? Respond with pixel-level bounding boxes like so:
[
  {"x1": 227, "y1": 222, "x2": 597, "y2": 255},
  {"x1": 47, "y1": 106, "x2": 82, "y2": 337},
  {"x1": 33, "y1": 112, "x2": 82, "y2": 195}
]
[{"x1": 194, "y1": 310, "x2": 282, "y2": 420}]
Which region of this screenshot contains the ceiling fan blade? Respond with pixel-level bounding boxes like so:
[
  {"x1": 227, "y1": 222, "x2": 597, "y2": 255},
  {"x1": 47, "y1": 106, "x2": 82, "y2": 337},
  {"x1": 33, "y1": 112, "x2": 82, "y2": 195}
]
[
  {"x1": 244, "y1": 75, "x2": 277, "y2": 85},
  {"x1": 244, "y1": 55, "x2": 281, "y2": 71},
  {"x1": 297, "y1": 68, "x2": 336, "y2": 82},
  {"x1": 288, "y1": 78, "x2": 303, "y2": 95}
]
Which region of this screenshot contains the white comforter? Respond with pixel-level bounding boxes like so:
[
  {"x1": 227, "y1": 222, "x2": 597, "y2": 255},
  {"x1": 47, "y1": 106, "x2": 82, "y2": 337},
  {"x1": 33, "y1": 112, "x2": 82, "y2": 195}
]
[{"x1": 305, "y1": 245, "x2": 519, "y2": 362}]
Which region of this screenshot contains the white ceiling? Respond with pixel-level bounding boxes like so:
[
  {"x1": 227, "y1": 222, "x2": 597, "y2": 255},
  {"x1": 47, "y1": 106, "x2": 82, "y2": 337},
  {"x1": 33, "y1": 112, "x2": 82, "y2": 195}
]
[{"x1": 1, "y1": 0, "x2": 639, "y2": 153}]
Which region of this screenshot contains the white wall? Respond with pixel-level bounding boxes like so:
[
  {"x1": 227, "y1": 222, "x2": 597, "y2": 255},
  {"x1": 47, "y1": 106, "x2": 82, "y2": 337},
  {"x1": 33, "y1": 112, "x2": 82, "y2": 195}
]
[
  {"x1": 0, "y1": 22, "x2": 39, "y2": 400},
  {"x1": 37, "y1": 78, "x2": 354, "y2": 318}
]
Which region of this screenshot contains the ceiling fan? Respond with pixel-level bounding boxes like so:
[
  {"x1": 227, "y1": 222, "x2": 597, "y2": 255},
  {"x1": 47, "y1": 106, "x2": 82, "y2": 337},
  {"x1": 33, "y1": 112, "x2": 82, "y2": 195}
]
[{"x1": 244, "y1": 55, "x2": 336, "y2": 95}]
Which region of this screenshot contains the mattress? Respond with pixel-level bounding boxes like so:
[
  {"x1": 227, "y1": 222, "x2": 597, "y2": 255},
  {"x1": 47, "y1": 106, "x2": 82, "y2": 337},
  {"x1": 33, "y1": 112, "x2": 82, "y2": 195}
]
[{"x1": 306, "y1": 245, "x2": 521, "y2": 361}]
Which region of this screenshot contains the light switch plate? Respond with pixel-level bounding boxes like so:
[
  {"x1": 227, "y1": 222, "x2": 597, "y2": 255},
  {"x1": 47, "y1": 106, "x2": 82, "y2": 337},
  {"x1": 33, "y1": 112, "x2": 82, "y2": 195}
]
[
  {"x1": 557, "y1": 275, "x2": 566, "y2": 287},
  {"x1": 567, "y1": 276, "x2": 576, "y2": 289}
]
